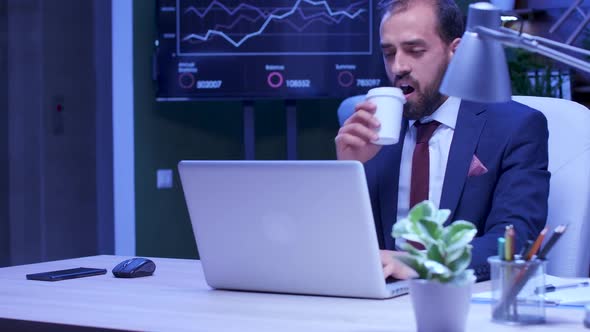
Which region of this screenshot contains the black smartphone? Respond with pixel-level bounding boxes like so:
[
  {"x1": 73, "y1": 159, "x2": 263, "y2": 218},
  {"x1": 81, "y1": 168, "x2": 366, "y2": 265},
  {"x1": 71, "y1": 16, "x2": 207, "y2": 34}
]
[{"x1": 26, "y1": 267, "x2": 107, "y2": 281}]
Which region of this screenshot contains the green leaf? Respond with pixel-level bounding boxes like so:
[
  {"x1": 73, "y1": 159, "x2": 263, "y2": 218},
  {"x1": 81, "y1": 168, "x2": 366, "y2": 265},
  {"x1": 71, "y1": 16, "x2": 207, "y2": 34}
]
[
  {"x1": 443, "y1": 220, "x2": 476, "y2": 241},
  {"x1": 408, "y1": 218, "x2": 427, "y2": 239},
  {"x1": 392, "y1": 219, "x2": 424, "y2": 244},
  {"x1": 391, "y1": 219, "x2": 406, "y2": 237},
  {"x1": 408, "y1": 217, "x2": 439, "y2": 246},
  {"x1": 399, "y1": 219, "x2": 426, "y2": 245},
  {"x1": 433, "y1": 274, "x2": 454, "y2": 283},
  {"x1": 418, "y1": 217, "x2": 443, "y2": 243},
  {"x1": 399, "y1": 242, "x2": 427, "y2": 258},
  {"x1": 392, "y1": 217, "x2": 410, "y2": 236},
  {"x1": 446, "y1": 230, "x2": 477, "y2": 252},
  {"x1": 426, "y1": 243, "x2": 444, "y2": 262},
  {"x1": 444, "y1": 221, "x2": 477, "y2": 251},
  {"x1": 447, "y1": 247, "x2": 472, "y2": 274},
  {"x1": 396, "y1": 255, "x2": 429, "y2": 279},
  {"x1": 423, "y1": 260, "x2": 451, "y2": 279},
  {"x1": 445, "y1": 246, "x2": 466, "y2": 263},
  {"x1": 408, "y1": 201, "x2": 435, "y2": 222},
  {"x1": 434, "y1": 209, "x2": 451, "y2": 225}
]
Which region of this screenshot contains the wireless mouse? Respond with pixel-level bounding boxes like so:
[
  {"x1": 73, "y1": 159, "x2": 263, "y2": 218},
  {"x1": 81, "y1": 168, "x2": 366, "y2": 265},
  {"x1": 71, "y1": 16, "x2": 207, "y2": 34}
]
[{"x1": 112, "y1": 257, "x2": 156, "y2": 278}]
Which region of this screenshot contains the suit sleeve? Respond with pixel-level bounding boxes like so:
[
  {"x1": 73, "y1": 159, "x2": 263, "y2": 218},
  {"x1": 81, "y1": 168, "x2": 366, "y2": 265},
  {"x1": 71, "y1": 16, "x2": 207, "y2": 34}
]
[{"x1": 470, "y1": 109, "x2": 550, "y2": 281}]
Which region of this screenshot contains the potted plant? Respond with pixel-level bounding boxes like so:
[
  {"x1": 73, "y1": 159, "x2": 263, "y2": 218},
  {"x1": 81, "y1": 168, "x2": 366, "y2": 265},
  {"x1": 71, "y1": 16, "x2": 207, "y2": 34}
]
[
  {"x1": 392, "y1": 201, "x2": 477, "y2": 332},
  {"x1": 506, "y1": 48, "x2": 571, "y2": 99}
]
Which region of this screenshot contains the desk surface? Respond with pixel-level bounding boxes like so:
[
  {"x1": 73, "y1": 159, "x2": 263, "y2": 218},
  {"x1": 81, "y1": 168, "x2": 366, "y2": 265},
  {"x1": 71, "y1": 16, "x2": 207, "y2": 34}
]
[{"x1": 0, "y1": 255, "x2": 586, "y2": 332}]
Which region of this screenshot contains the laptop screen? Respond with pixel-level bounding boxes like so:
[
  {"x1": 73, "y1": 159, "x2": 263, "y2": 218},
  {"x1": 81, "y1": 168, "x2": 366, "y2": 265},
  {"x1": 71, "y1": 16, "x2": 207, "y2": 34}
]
[{"x1": 178, "y1": 160, "x2": 408, "y2": 299}]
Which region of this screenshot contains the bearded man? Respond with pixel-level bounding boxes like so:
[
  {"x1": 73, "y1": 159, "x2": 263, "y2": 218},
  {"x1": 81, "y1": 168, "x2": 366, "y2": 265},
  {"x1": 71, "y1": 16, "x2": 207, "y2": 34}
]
[{"x1": 335, "y1": 0, "x2": 550, "y2": 281}]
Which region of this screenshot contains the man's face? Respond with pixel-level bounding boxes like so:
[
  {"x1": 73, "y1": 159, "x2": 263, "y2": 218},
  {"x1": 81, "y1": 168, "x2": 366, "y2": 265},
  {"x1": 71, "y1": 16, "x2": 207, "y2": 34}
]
[{"x1": 380, "y1": 3, "x2": 459, "y2": 120}]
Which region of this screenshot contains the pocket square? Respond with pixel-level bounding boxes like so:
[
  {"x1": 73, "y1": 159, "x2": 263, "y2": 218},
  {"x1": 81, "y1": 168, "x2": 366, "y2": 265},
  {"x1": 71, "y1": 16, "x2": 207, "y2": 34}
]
[{"x1": 468, "y1": 155, "x2": 488, "y2": 177}]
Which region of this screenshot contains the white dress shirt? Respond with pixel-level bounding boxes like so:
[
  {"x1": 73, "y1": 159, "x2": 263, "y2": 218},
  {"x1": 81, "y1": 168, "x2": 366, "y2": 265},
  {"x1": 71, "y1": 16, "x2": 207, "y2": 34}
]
[{"x1": 396, "y1": 97, "x2": 461, "y2": 224}]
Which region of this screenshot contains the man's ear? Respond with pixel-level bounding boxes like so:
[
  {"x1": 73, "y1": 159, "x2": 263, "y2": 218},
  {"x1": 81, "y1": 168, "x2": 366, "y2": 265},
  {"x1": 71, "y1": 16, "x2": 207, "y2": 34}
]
[{"x1": 449, "y1": 38, "x2": 461, "y2": 56}]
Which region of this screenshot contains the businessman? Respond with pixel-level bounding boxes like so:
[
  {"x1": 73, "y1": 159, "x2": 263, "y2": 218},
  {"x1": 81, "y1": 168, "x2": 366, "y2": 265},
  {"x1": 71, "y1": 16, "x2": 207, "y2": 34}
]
[{"x1": 335, "y1": 0, "x2": 550, "y2": 281}]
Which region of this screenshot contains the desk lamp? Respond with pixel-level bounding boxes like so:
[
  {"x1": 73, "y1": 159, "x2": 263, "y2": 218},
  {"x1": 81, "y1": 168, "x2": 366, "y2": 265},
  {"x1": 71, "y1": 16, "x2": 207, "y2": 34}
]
[{"x1": 440, "y1": 2, "x2": 590, "y2": 103}]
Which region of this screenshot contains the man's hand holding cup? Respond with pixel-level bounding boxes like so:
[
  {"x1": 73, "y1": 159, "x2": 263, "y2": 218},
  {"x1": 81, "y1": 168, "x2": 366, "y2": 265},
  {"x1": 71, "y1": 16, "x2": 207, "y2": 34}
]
[{"x1": 336, "y1": 87, "x2": 406, "y2": 163}]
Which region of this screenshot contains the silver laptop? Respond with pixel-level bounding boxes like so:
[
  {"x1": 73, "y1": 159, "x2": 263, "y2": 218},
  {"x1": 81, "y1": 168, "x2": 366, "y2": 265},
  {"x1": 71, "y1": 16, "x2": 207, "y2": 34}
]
[{"x1": 178, "y1": 160, "x2": 408, "y2": 299}]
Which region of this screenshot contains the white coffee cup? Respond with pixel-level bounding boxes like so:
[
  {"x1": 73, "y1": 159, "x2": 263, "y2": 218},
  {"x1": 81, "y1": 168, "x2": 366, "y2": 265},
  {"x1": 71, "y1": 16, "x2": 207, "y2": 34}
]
[{"x1": 365, "y1": 87, "x2": 406, "y2": 145}]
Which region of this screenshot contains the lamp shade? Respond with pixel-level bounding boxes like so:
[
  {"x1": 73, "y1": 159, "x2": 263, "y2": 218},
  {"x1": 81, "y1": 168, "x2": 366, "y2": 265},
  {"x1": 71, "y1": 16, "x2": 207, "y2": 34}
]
[
  {"x1": 439, "y1": 2, "x2": 512, "y2": 103},
  {"x1": 440, "y1": 32, "x2": 512, "y2": 103}
]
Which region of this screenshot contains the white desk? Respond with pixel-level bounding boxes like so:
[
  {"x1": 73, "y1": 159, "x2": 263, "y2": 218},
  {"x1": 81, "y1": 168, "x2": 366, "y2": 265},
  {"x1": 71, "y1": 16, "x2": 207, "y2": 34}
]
[{"x1": 0, "y1": 255, "x2": 586, "y2": 331}]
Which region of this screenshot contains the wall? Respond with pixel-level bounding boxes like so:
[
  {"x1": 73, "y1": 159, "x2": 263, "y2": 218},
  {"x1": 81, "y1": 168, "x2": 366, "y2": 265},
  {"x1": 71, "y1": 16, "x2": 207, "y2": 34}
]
[
  {"x1": 0, "y1": 0, "x2": 8, "y2": 267},
  {"x1": 3, "y1": 0, "x2": 112, "y2": 265},
  {"x1": 94, "y1": 0, "x2": 114, "y2": 255},
  {"x1": 133, "y1": 1, "x2": 341, "y2": 259},
  {"x1": 7, "y1": 0, "x2": 45, "y2": 264}
]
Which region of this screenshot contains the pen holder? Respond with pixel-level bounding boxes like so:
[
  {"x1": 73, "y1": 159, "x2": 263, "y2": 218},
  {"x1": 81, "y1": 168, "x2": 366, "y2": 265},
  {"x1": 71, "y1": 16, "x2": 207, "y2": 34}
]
[{"x1": 488, "y1": 256, "x2": 546, "y2": 325}]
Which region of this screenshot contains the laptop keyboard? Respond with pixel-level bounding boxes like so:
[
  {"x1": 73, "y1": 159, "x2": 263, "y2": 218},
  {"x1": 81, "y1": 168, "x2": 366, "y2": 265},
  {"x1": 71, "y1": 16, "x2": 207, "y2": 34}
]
[{"x1": 386, "y1": 279, "x2": 409, "y2": 297}]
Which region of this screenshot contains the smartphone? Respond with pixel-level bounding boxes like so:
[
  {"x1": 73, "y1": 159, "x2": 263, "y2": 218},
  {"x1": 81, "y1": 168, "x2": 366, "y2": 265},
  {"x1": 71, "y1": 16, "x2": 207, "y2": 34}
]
[{"x1": 26, "y1": 267, "x2": 107, "y2": 281}]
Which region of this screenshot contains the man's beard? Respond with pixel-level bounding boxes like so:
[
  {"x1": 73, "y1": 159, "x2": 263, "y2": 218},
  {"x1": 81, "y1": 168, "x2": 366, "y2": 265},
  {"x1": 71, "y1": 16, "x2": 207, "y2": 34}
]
[{"x1": 402, "y1": 63, "x2": 449, "y2": 120}]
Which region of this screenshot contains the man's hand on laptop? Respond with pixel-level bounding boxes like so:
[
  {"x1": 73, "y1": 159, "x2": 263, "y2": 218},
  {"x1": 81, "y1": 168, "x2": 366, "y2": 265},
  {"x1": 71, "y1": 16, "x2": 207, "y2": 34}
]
[{"x1": 380, "y1": 250, "x2": 418, "y2": 280}]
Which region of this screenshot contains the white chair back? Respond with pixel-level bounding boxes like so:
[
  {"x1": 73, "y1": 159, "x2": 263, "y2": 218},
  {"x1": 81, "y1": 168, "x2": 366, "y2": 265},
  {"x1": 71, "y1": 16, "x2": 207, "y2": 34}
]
[{"x1": 513, "y1": 96, "x2": 590, "y2": 277}]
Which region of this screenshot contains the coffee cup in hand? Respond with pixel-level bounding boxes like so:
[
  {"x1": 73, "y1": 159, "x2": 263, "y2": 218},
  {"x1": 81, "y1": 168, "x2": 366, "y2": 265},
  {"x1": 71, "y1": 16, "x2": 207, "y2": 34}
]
[{"x1": 365, "y1": 87, "x2": 406, "y2": 145}]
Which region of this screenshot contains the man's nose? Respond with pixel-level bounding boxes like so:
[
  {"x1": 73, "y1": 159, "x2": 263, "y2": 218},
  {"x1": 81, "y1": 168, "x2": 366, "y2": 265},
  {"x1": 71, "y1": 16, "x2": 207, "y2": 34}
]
[{"x1": 392, "y1": 55, "x2": 411, "y2": 77}]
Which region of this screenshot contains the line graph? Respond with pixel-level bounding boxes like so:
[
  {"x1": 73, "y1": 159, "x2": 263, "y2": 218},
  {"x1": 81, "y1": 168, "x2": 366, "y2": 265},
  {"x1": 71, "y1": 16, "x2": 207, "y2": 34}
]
[{"x1": 176, "y1": 0, "x2": 373, "y2": 56}]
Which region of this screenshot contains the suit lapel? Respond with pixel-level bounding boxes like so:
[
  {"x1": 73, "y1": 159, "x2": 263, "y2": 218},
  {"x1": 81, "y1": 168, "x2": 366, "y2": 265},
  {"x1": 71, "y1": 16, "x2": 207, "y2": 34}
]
[
  {"x1": 378, "y1": 120, "x2": 408, "y2": 249},
  {"x1": 440, "y1": 101, "x2": 487, "y2": 224}
]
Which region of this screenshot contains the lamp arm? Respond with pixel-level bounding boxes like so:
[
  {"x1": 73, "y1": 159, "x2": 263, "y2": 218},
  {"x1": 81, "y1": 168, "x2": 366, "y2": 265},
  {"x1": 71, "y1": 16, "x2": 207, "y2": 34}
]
[
  {"x1": 500, "y1": 27, "x2": 590, "y2": 57},
  {"x1": 526, "y1": 44, "x2": 590, "y2": 74},
  {"x1": 474, "y1": 26, "x2": 590, "y2": 74}
]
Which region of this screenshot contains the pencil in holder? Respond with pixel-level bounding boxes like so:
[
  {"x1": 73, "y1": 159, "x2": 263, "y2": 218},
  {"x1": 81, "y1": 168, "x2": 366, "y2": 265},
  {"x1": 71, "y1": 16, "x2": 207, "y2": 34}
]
[{"x1": 488, "y1": 256, "x2": 546, "y2": 325}]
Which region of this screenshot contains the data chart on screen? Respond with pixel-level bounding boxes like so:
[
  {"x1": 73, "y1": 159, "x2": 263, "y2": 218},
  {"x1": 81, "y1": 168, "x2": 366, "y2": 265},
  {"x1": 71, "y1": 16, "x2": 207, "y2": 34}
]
[
  {"x1": 156, "y1": 0, "x2": 387, "y2": 100},
  {"x1": 177, "y1": 0, "x2": 372, "y2": 56}
]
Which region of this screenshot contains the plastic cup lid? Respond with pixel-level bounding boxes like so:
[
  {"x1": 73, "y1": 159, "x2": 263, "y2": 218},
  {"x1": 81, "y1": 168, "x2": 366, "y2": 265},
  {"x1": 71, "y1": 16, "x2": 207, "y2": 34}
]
[{"x1": 366, "y1": 87, "x2": 405, "y2": 102}]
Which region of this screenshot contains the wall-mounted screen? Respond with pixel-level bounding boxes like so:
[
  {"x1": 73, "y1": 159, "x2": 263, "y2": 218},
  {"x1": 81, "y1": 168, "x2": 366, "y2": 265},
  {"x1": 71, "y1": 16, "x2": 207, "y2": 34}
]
[{"x1": 156, "y1": 0, "x2": 388, "y2": 100}]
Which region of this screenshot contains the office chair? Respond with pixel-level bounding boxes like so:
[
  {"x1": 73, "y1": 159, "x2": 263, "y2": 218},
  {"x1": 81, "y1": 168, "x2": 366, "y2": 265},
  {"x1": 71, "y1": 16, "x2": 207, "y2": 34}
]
[
  {"x1": 513, "y1": 96, "x2": 590, "y2": 278},
  {"x1": 337, "y1": 95, "x2": 366, "y2": 126},
  {"x1": 337, "y1": 95, "x2": 590, "y2": 277}
]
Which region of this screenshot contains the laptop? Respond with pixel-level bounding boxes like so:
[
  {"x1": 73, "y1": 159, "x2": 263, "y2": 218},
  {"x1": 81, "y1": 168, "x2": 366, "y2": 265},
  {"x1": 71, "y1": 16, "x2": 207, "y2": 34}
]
[{"x1": 177, "y1": 160, "x2": 409, "y2": 299}]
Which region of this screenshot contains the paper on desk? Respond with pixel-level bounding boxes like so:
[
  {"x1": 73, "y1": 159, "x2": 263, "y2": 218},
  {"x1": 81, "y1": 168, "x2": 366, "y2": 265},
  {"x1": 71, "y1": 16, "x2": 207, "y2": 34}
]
[{"x1": 472, "y1": 274, "x2": 590, "y2": 307}]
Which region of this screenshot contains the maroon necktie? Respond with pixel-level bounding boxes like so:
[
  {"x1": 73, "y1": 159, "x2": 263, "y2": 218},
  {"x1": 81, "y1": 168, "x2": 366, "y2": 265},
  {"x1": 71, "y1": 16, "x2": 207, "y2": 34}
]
[
  {"x1": 406, "y1": 121, "x2": 440, "y2": 250},
  {"x1": 410, "y1": 120, "x2": 441, "y2": 209}
]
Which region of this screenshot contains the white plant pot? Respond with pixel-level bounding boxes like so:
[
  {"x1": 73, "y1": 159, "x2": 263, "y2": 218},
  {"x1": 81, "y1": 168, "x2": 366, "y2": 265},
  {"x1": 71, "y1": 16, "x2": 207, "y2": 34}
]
[
  {"x1": 409, "y1": 279, "x2": 474, "y2": 332},
  {"x1": 491, "y1": 0, "x2": 515, "y2": 11}
]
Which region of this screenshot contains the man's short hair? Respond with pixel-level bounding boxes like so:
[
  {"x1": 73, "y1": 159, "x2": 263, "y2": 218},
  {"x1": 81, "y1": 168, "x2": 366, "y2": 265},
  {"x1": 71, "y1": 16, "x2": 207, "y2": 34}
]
[{"x1": 378, "y1": 0, "x2": 465, "y2": 45}]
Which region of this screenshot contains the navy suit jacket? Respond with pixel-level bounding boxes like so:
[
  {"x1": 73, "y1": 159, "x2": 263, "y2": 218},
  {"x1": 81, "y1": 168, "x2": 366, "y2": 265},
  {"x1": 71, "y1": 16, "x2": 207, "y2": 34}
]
[{"x1": 364, "y1": 100, "x2": 550, "y2": 281}]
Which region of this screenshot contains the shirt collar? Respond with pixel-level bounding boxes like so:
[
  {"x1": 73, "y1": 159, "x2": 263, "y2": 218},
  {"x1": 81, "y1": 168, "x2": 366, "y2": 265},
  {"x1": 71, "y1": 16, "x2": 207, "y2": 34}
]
[{"x1": 408, "y1": 96, "x2": 461, "y2": 130}]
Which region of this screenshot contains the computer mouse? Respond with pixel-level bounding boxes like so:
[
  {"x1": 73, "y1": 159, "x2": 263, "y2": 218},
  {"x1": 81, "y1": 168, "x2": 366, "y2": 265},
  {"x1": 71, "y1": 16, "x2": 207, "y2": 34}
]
[{"x1": 112, "y1": 257, "x2": 156, "y2": 278}]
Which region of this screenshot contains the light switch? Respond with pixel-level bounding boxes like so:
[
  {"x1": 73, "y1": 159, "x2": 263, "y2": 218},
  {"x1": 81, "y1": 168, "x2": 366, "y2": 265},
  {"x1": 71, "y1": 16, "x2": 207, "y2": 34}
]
[{"x1": 157, "y1": 169, "x2": 173, "y2": 189}]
